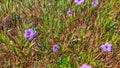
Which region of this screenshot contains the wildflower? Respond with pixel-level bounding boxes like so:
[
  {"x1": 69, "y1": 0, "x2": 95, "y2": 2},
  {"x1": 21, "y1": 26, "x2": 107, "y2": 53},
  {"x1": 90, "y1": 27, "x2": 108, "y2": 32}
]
[
  {"x1": 74, "y1": 0, "x2": 84, "y2": 5},
  {"x1": 67, "y1": 9, "x2": 72, "y2": 16},
  {"x1": 24, "y1": 28, "x2": 36, "y2": 40},
  {"x1": 53, "y1": 44, "x2": 60, "y2": 52},
  {"x1": 33, "y1": 5, "x2": 38, "y2": 9},
  {"x1": 92, "y1": 0, "x2": 98, "y2": 7},
  {"x1": 101, "y1": 42, "x2": 112, "y2": 52},
  {"x1": 80, "y1": 63, "x2": 91, "y2": 68},
  {"x1": 2, "y1": 17, "x2": 7, "y2": 23}
]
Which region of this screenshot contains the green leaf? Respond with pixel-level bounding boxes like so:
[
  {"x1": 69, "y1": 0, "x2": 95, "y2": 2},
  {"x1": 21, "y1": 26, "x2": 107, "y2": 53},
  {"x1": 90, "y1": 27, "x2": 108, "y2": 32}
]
[{"x1": 0, "y1": 33, "x2": 5, "y2": 43}]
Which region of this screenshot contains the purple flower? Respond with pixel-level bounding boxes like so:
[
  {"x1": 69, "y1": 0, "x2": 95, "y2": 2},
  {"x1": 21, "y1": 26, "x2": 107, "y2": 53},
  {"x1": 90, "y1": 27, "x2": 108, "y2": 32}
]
[
  {"x1": 33, "y1": 5, "x2": 38, "y2": 9},
  {"x1": 2, "y1": 17, "x2": 7, "y2": 23},
  {"x1": 80, "y1": 63, "x2": 91, "y2": 68},
  {"x1": 53, "y1": 44, "x2": 60, "y2": 52},
  {"x1": 92, "y1": 0, "x2": 98, "y2": 7},
  {"x1": 67, "y1": 9, "x2": 72, "y2": 16},
  {"x1": 74, "y1": 0, "x2": 84, "y2": 5},
  {"x1": 101, "y1": 42, "x2": 112, "y2": 52},
  {"x1": 24, "y1": 28, "x2": 36, "y2": 40}
]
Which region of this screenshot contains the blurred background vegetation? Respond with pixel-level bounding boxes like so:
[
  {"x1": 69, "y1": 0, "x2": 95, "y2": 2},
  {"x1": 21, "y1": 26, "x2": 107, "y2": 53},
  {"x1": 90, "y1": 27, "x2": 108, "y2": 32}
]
[{"x1": 0, "y1": 0, "x2": 120, "y2": 68}]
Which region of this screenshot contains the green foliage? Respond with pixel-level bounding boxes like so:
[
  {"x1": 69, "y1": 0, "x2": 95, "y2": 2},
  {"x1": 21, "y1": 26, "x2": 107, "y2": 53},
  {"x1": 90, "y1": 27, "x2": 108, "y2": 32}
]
[
  {"x1": 0, "y1": 0, "x2": 120, "y2": 68},
  {"x1": 56, "y1": 56, "x2": 71, "y2": 68},
  {"x1": 0, "y1": 33, "x2": 5, "y2": 43}
]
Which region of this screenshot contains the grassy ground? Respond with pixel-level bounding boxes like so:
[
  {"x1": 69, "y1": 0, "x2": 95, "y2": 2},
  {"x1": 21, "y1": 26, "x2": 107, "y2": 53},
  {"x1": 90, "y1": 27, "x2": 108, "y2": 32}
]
[{"x1": 0, "y1": 0, "x2": 120, "y2": 68}]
